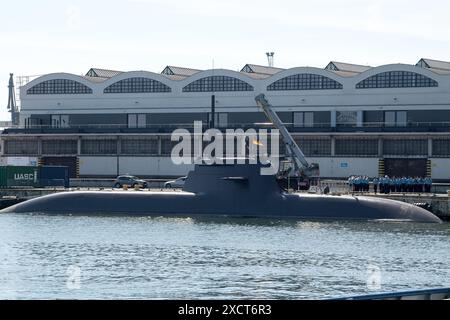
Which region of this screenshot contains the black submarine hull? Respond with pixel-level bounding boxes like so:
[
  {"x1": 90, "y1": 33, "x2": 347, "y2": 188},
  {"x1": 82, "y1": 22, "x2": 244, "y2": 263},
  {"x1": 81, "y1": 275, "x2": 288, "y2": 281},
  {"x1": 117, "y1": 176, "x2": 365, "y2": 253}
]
[
  {"x1": 0, "y1": 164, "x2": 441, "y2": 223},
  {"x1": 0, "y1": 190, "x2": 441, "y2": 222}
]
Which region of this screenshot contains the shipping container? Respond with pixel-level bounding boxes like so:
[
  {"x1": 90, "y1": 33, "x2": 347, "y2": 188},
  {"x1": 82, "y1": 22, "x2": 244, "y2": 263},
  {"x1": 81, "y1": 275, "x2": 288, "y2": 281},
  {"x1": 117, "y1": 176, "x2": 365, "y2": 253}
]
[
  {"x1": 39, "y1": 166, "x2": 70, "y2": 188},
  {"x1": 40, "y1": 157, "x2": 78, "y2": 178},
  {"x1": 0, "y1": 166, "x2": 40, "y2": 188}
]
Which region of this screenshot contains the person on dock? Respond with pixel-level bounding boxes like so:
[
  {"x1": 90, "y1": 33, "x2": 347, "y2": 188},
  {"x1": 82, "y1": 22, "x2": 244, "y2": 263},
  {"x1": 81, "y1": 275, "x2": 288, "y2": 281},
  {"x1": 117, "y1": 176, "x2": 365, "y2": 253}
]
[
  {"x1": 373, "y1": 177, "x2": 378, "y2": 194},
  {"x1": 416, "y1": 177, "x2": 423, "y2": 193},
  {"x1": 390, "y1": 176, "x2": 396, "y2": 193},
  {"x1": 401, "y1": 177, "x2": 407, "y2": 193},
  {"x1": 379, "y1": 176, "x2": 385, "y2": 194},
  {"x1": 425, "y1": 177, "x2": 432, "y2": 193},
  {"x1": 395, "y1": 177, "x2": 401, "y2": 192},
  {"x1": 406, "y1": 177, "x2": 412, "y2": 193},
  {"x1": 385, "y1": 176, "x2": 391, "y2": 194},
  {"x1": 354, "y1": 176, "x2": 361, "y2": 192}
]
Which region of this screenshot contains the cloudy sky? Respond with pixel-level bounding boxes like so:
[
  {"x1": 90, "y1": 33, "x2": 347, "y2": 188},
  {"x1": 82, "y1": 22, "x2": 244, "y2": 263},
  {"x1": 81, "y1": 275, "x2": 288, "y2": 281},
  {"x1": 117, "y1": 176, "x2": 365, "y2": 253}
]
[{"x1": 1, "y1": 0, "x2": 450, "y2": 121}]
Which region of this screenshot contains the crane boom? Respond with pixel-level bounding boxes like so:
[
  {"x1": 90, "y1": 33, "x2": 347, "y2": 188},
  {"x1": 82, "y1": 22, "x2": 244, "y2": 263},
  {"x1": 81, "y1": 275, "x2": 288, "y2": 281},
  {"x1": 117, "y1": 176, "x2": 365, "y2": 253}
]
[{"x1": 255, "y1": 94, "x2": 319, "y2": 178}]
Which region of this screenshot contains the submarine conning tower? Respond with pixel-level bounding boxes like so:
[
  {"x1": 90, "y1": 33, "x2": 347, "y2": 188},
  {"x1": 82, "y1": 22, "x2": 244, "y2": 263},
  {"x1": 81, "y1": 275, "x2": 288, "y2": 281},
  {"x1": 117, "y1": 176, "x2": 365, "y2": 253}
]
[{"x1": 182, "y1": 163, "x2": 282, "y2": 197}]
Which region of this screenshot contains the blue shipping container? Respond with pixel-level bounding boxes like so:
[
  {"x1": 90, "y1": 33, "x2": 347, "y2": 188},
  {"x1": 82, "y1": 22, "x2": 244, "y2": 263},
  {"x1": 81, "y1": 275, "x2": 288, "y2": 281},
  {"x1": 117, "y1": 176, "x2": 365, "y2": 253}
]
[{"x1": 39, "y1": 166, "x2": 70, "y2": 188}]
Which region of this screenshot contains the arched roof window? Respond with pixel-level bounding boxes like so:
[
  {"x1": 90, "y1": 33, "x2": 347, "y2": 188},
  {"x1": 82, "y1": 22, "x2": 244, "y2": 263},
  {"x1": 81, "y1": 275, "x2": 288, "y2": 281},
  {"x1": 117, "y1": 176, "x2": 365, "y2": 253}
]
[
  {"x1": 104, "y1": 77, "x2": 171, "y2": 93},
  {"x1": 182, "y1": 76, "x2": 254, "y2": 92},
  {"x1": 356, "y1": 71, "x2": 438, "y2": 89},
  {"x1": 267, "y1": 74, "x2": 343, "y2": 90},
  {"x1": 27, "y1": 79, "x2": 93, "y2": 94}
]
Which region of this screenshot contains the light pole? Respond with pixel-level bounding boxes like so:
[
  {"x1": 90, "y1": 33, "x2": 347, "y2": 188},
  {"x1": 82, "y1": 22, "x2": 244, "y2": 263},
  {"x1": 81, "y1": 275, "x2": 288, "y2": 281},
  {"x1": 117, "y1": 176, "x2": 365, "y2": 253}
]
[{"x1": 210, "y1": 94, "x2": 215, "y2": 129}]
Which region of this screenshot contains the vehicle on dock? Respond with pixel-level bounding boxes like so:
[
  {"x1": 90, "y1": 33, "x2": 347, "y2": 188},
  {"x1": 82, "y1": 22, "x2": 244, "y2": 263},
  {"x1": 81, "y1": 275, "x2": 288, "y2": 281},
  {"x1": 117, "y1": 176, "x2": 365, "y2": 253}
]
[
  {"x1": 113, "y1": 175, "x2": 148, "y2": 189},
  {"x1": 164, "y1": 176, "x2": 187, "y2": 188}
]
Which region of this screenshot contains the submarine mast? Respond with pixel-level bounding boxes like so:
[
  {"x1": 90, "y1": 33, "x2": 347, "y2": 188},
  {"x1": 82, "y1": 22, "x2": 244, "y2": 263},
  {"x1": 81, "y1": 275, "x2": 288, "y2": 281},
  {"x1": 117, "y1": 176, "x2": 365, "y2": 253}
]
[{"x1": 255, "y1": 94, "x2": 320, "y2": 178}]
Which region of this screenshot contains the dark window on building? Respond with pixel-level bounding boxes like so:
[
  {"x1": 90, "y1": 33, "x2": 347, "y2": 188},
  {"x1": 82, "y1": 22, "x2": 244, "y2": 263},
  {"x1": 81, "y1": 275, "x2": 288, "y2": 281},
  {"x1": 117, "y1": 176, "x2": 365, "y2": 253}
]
[
  {"x1": 383, "y1": 139, "x2": 428, "y2": 156},
  {"x1": 160, "y1": 137, "x2": 179, "y2": 156},
  {"x1": 384, "y1": 111, "x2": 407, "y2": 127},
  {"x1": 42, "y1": 140, "x2": 77, "y2": 155},
  {"x1": 121, "y1": 138, "x2": 159, "y2": 155},
  {"x1": 27, "y1": 79, "x2": 93, "y2": 94},
  {"x1": 211, "y1": 113, "x2": 228, "y2": 127},
  {"x1": 51, "y1": 115, "x2": 70, "y2": 128},
  {"x1": 104, "y1": 77, "x2": 171, "y2": 93},
  {"x1": 128, "y1": 114, "x2": 147, "y2": 128},
  {"x1": 313, "y1": 111, "x2": 331, "y2": 127},
  {"x1": 336, "y1": 111, "x2": 358, "y2": 127},
  {"x1": 182, "y1": 76, "x2": 254, "y2": 92},
  {"x1": 293, "y1": 112, "x2": 314, "y2": 127},
  {"x1": 146, "y1": 113, "x2": 208, "y2": 126},
  {"x1": 364, "y1": 111, "x2": 384, "y2": 126},
  {"x1": 407, "y1": 110, "x2": 450, "y2": 125},
  {"x1": 356, "y1": 71, "x2": 438, "y2": 89},
  {"x1": 69, "y1": 114, "x2": 127, "y2": 128},
  {"x1": 4, "y1": 140, "x2": 38, "y2": 155},
  {"x1": 432, "y1": 139, "x2": 450, "y2": 157},
  {"x1": 267, "y1": 74, "x2": 343, "y2": 91},
  {"x1": 81, "y1": 139, "x2": 117, "y2": 155},
  {"x1": 294, "y1": 138, "x2": 331, "y2": 157},
  {"x1": 293, "y1": 137, "x2": 331, "y2": 156},
  {"x1": 335, "y1": 138, "x2": 378, "y2": 157},
  {"x1": 25, "y1": 117, "x2": 50, "y2": 128}
]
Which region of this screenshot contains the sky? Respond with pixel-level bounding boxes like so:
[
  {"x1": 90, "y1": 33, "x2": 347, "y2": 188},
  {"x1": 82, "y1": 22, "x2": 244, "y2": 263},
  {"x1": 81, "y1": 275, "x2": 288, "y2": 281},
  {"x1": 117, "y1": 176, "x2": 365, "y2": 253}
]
[{"x1": 1, "y1": 0, "x2": 450, "y2": 121}]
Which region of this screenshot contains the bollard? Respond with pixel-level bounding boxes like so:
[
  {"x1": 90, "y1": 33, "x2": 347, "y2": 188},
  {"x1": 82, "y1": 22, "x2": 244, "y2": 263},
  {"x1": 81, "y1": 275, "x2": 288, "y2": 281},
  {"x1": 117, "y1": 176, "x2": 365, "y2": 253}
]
[{"x1": 123, "y1": 185, "x2": 128, "y2": 191}]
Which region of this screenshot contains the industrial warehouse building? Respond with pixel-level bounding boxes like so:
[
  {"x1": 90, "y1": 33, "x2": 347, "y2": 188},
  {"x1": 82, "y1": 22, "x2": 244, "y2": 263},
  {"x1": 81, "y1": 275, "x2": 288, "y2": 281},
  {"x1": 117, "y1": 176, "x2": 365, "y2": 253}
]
[{"x1": 2, "y1": 58, "x2": 450, "y2": 180}]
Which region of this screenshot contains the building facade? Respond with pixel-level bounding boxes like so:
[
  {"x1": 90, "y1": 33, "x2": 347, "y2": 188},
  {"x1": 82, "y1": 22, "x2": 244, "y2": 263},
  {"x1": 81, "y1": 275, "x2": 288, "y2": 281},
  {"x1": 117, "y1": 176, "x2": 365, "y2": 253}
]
[{"x1": 2, "y1": 59, "x2": 450, "y2": 180}]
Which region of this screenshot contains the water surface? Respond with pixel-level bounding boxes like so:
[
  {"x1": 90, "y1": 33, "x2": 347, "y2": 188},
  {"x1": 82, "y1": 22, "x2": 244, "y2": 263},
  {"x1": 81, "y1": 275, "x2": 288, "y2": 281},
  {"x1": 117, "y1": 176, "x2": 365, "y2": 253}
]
[{"x1": 0, "y1": 214, "x2": 448, "y2": 299}]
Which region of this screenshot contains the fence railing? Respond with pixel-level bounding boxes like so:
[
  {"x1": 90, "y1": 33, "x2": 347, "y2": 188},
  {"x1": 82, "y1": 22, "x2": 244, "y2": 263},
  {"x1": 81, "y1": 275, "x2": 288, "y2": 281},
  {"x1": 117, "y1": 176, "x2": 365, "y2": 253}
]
[{"x1": 5, "y1": 121, "x2": 450, "y2": 133}]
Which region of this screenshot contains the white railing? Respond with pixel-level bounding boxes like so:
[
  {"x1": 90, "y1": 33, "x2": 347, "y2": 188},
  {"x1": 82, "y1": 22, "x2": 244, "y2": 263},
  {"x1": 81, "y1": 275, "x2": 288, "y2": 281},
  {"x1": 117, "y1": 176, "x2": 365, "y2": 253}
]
[{"x1": 9, "y1": 120, "x2": 450, "y2": 130}]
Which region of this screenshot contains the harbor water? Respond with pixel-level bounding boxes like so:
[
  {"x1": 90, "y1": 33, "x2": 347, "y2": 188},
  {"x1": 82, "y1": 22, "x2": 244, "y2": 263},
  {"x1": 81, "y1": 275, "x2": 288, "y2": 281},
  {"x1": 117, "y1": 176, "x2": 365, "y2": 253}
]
[{"x1": 0, "y1": 213, "x2": 449, "y2": 299}]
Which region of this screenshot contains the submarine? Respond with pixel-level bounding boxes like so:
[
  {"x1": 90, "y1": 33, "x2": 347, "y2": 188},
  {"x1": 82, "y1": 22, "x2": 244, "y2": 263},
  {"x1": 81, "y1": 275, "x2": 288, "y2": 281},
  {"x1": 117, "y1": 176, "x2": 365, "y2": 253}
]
[
  {"x1": 0, "y1": 94, "x2": 442, "y2": 223},
  {"x1": 0, "y1": 162, "x2": 441, "y2": 222}
]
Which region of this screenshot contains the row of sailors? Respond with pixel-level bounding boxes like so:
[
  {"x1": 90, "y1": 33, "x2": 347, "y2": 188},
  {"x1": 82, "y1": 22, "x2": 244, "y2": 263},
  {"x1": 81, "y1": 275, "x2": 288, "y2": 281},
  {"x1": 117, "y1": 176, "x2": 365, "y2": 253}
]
[
  {"x1": 348, "y1": 176, "x2": 433, "y2": 193},
  {"x1": 348, "y1": 176, "x2": 371, "y2": 192}
]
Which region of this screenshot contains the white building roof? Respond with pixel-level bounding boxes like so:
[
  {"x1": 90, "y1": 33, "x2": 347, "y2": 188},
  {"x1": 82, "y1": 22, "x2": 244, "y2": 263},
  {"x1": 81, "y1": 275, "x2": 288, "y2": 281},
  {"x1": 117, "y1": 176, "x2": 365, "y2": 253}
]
[
  {"x1": 161, "y1": 66, "x2": 202, "y2": 80},
  {"x1": 85, "y1": 68, "x2": 124, "y2": 78},
  {"x1": 416, "y1": 58, "x2": 450, "y2": 75},
  {"x1": 325, "y1": 61, "x2": 372, "y2": 76},
  {"x1": 240, "y1": 64, "x2": 284, "y2": 79}
]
